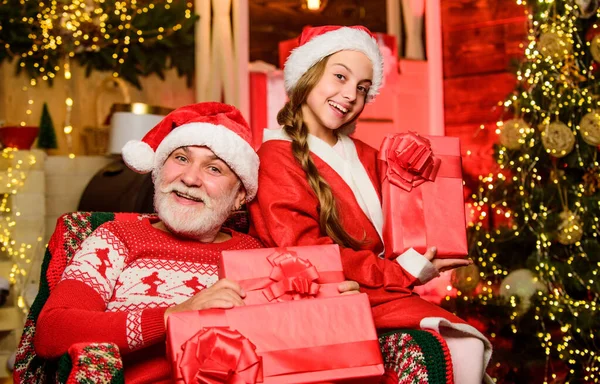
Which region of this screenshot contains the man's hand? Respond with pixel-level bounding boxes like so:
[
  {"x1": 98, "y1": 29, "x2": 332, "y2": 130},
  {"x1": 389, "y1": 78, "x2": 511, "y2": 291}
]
[
  {"x1": 164, "y1": 279, "x2": 245, "y2": 324},
  {"x1": 337, "y1": 280, "x2": 360, "y2": 295},
  {"x1": 423, "y1": 247, "x2": 473, "y2": 273}
]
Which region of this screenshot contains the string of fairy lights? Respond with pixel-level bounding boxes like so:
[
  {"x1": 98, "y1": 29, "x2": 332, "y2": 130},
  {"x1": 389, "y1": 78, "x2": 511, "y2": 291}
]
[
  {"x1": 0, "y1": 148, "x2": 44, "y2": 314},
  {"x1": 459, "y1": 1, "x2": 600, "y2": 382},
  {"x1": 9, "y1": 0, "x2": 194, "y2": 156}
]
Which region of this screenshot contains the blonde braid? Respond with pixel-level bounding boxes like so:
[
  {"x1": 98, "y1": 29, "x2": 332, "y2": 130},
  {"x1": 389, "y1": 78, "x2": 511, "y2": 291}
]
[{"x1": 277, "y1": 58, "x2": 364, "y2": 250}]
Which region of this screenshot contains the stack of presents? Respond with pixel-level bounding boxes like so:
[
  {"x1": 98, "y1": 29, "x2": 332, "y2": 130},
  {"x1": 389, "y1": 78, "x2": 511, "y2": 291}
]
[
  {"x1": 168, "y1": 245, "x2": 383, "y2": 383},
  {"x1": 166, "y1": 137, "x2": 467, "y2": 383},
  {"x1": 14, "y1": 32, "x2": 469, "y2": 383}
]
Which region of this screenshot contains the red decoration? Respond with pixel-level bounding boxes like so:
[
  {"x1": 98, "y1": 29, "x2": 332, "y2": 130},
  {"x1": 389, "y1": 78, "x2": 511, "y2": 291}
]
[
  {"x1": 465, "y1": 316, "x2": 488, "y2": 335},
  {"x1": 177, "y1": 327, "x2": 261, "y2": 384},
  {"x1": 249, "y1": 72, "x2": 269, "y2": 150},
  {"x1": 585, "y1": 23, "x2": 600, "y2": 42},
  {"x1": 0, "y1": 126, "x2": 39, "y2": 150},
  {"x1": 380, "y1": 132, "x2": 441, "y2": 192},
  {"x1": 261, "y1": 250, "x2": 320, "y2": 302}
]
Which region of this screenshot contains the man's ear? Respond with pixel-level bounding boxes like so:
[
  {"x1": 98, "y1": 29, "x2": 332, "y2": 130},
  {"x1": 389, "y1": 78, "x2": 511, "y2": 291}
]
[{"x1": 234, "y1": 185, "x2": 247, "y2": 210}]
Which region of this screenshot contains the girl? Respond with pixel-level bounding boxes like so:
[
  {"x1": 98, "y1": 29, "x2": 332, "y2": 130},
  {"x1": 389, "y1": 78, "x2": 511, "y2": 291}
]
[{"x1": 249, "y1": 25, "x2": 492, "y2": 384}]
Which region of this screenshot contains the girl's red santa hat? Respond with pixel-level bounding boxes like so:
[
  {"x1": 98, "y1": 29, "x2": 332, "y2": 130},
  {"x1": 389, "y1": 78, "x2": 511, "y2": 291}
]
[
  {"x1": 283, "y1": 25, "x2": 384, "y2": 101},
  {"x1": 121, "y1": 102, "x2": 259, "y2": 200}
]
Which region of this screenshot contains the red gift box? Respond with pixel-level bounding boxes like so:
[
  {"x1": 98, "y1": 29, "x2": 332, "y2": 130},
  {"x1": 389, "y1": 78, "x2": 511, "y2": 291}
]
[
  {"x1": 379, "y1": 132, "x2": 468, "y2": 258},
  {"x1": 220, "y1": 245, "x2": 345, "y2": 305},
  {"x1": 166, "y1": 294, "x2": 384, "y2": 383}
]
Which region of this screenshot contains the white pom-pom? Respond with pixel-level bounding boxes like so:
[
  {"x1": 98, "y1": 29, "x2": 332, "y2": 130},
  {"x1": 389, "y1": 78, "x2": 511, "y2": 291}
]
[{"x1": 121, "y1": 140, "x2": 155, "y2": 174}]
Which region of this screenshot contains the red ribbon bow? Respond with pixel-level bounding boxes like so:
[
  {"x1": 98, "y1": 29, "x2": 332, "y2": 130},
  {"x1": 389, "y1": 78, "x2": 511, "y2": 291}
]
[
  {"x1": 178, "y1": 327, "x2": 262, "y2": 384},
  {"x1": 379, "y1": 132, "x2": 441, "y2": 192},
  {"x1": 262, "y1": 249, "x2": 321, "y2": 302}
]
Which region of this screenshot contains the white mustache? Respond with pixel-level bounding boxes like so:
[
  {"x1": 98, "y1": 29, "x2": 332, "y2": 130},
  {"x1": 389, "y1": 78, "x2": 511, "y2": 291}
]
[{"x1": 160, "y1": 182, "x2": 213, "y2": 208}]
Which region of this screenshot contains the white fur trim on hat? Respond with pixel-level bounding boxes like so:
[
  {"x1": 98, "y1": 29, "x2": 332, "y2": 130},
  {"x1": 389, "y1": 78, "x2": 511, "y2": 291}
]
[
  {"x1": 122, "y1": 140, "x2": 155, "y2": 173},
  {"x1": 151, "y1": 123, "x2": 259, "y2": 201},
  {"x1": 284, "y1": 27, "x2": 384, "y2": 101}
]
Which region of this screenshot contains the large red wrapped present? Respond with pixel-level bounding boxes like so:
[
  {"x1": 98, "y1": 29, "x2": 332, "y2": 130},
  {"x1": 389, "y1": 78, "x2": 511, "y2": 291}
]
[
  {"x1": 166, "y1": 294, "x2": 384, "y2": 383},
  {"x1": 220, "y1": 245, "x2": 344, "y2": 305},
  {"x1": 379, "y1": 132, "x2": 468, "y2": 258}
]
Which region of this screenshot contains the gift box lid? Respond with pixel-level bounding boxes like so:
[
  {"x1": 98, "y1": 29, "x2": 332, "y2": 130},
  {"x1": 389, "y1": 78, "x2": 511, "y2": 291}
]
[{"x1": 220, "y1": 244, "x2": 343, "y2": 284}]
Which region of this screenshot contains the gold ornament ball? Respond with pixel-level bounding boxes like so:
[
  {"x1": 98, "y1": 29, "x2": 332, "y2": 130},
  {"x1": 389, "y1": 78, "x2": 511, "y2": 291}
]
[
  {"x1": 556, "y1": 210, "x2": 584, "y2": 245},
  {"x1": 579, "y1": 111, "x2": 600, "y2": 146},
  {"x1": 499, "y1": 269, "x2": 547, "y2": 314},
  {"x1": 541, "y1": 122, "x2": 575, "y2": 158},
  {"x1": 451, "y1": 263, "x2": 480, "y2": 293},
  {"x1": 590, "y1": 35, "x2": 600, "y2": 63},
  {"x1": 538, "y1": 31, "x2": 572, "y2": 59},
  {"x1": 500, "y1": 119, "x2": 528, "y2": 150}
]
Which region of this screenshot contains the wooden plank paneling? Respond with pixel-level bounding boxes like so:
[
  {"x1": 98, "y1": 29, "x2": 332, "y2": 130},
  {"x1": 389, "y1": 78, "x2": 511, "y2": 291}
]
[
  {"x1": 441, "y1": 0, "x2": 527, "y2": 30},
  {"x1": 443, "y1": 22, "x2": 526, "y2": 78},
  {"x1": 443, "y1": 72, "x2": 516, "y2": 125},
  {"x1": 442, "y1": 0, "x2": 524, "y2": 165}
]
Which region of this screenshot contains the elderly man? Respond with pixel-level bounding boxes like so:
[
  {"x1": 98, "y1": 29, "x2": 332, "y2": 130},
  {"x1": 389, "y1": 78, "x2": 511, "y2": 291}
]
[{"x1": 34, "y1": 102, "x2": 265, "y2": 383}]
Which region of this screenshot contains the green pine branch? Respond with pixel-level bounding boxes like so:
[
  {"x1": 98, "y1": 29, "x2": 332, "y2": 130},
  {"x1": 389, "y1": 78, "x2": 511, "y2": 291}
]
[{"x1": 0, "y1": 0, "x2": 198, "y2": 89}]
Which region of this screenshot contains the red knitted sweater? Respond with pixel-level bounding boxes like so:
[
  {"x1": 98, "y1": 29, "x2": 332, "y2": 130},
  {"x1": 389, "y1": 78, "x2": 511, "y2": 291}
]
[{"x1": 34, "y1": 219, "x2": 262, "y2": 384}]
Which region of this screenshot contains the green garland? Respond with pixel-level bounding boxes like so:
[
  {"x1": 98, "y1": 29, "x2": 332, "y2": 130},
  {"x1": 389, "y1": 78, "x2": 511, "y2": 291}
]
[{"x1": 0, "y1": 0, "x2": 197, "y2": 89}]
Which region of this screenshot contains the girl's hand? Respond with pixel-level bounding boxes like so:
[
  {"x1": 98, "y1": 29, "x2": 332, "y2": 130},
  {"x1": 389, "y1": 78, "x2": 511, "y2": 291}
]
[
  {"x1": 337, "y1": 280, "x2": 360, "y2": 295},
  {"x1": 424, "y1": 247, "x2": 473, "y2": 273}
]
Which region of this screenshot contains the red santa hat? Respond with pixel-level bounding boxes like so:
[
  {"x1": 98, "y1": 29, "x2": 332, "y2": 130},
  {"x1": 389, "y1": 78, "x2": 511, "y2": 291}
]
[
  {"x1": 122, "y1": 102, "x2": 259, "y2": 200},
  {"x1": 283, "y1": 25, "x2": 384, "y2": 101}
]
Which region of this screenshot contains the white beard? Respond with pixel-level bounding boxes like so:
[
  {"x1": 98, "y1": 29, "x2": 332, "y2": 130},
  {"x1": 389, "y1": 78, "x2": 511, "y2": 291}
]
[{"x1": 153, "y1": 173, "x2": 240, "y2": 239}]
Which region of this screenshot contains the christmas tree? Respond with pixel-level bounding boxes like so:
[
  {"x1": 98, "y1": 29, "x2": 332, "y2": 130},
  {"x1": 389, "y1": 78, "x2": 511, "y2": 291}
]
[
  {"x1": 37, "y1": 103, "x2": 58, "y2": 150},
  {"x1": 443, "y1": 1, "x2": 600, "y2": 383}
]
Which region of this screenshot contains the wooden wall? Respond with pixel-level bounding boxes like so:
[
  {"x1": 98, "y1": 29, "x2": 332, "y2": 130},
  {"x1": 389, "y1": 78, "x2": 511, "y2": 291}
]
[
  {"x1": 249, "y1": 0, "x2": 387, "y2": 66},
  {"x1": 441, "y1": 0, "x2": 527, "y2": 186}
]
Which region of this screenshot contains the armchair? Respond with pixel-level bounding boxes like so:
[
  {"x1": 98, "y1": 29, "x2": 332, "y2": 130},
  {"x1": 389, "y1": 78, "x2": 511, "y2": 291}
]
[{"x1": 14, "y1": 212, "x2": 453, "y2": 384}]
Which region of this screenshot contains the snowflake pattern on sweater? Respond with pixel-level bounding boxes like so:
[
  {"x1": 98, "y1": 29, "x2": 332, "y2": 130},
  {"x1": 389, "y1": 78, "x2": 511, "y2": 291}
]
[{"x1": 59, "y1": 218, "x2": 262, "y2": 352}]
